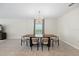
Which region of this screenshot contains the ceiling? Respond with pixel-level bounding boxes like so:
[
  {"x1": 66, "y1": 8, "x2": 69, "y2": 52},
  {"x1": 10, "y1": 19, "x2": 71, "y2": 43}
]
[{"x1": 0, "y1": 3, "x2": 79, "y2": 19}]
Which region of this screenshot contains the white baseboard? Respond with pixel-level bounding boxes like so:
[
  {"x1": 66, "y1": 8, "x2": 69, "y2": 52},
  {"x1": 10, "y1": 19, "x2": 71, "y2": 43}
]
[{"x1": 61, "y1": 39, "x2": 79, "y2": 50}]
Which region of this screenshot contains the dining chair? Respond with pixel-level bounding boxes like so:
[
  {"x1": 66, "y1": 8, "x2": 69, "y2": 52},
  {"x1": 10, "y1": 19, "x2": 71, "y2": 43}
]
[
  {"x1": 41, "y1": 37, "x2": 50, "y2": 51},
  {"x1": 30, "y1": 37, "x2": 39, "y2": 50},
  {"x1": 21, "y1": 36, "x2": 30, "y2": 46},
  {"x1": 50, "y1": 36, "x2": 59, "y2": 47}
]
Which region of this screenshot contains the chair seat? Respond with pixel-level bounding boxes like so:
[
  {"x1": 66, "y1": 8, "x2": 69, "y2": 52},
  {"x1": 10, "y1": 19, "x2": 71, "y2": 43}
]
[
  {"x1": 50, "y1": 37, "x2": 56, "y2": 40},
  {"x1": 43, "y1": 42, "x2": 48, "y2": 44},
  {"x1": 32, "y1": 42, "x2": 38, "y2": 44},
  {"x1": 42, "y1": 38, "x2": 49, "y2": 44}
]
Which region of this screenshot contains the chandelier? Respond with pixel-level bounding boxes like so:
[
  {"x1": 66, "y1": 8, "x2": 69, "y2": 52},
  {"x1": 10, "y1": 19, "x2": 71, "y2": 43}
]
[{"x1": 34, "y1": 10, "x2": 44, "y2": 24}]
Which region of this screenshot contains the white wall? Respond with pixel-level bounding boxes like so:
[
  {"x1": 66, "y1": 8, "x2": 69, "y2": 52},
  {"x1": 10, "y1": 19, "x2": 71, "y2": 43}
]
[
  {"x1": 0, "y1": 18, "x2": 57, "y2": 39},
  {"x1": 45, "y1": 19, "x2": 57, "y2": 34},
  {"x1": 58, "y1": 7, "x2": 79, "y2": 49},
  {"x1": 0, "y1": 18, "x2": 34, "y2": 39}
]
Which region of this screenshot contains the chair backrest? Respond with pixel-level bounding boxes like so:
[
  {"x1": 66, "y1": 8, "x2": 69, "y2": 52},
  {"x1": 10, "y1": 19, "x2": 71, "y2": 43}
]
[
  {"x1": 31, "y1": 37, "x2": 38, "y2": 44},
  {"x1": 42, "y1": 37, "x2": 49, "y2": 44}
]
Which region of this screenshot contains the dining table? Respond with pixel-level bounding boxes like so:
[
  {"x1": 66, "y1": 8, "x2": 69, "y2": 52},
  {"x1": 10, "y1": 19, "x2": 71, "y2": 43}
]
[{"x1": 21, "y1": 34, "x2": 59, "y2": 49}]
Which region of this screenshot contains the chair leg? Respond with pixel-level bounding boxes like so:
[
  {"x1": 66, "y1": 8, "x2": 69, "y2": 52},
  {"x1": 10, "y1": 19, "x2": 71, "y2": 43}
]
[
  {"x1": 26, "y1": 39, "x2": 28, "y2": 46},
  {"x1": 58, "y1": 40, "x2": 59, "y2": 47},
  {"x1": 52, "y1": 40, "x2": 54, "y2": 47},
  {"x1": 21, "y1": 39, "x2": 22, "y2": 46},
  {"x1": 31, "y1": 46, "x2": 32, "y2": 51},
  {"x1": 48, "y1": 47, "x2": 50, "y2": 51},
  {"x1": 37, "y1": 44, "x2": 39, "y2": 51},
  {"x1": 42, "y1": 44, "x2": 43, "y2": 51}
]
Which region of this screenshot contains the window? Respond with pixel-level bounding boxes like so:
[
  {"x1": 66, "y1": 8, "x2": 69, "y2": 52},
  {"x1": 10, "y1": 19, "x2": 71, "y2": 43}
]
[
  {"x1": 35, "y1": 24, "x2": 43, "y2": 37},
  {"x1": 34, "y1": 19, "x2": 44, "y2": 37}
]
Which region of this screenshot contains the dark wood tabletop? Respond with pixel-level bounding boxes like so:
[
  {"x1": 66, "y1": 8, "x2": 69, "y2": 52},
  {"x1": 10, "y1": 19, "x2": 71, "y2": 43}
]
[{"x1": 22, "y1": 34, "x2": 58, "y2": 38}]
